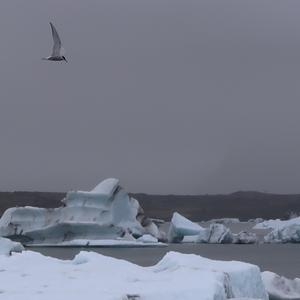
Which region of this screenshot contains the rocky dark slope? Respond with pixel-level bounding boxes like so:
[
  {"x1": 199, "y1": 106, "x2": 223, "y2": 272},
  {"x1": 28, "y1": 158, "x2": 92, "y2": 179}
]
[{"x1": 0, "y1": 191, "x2": 299, "y2": 221}]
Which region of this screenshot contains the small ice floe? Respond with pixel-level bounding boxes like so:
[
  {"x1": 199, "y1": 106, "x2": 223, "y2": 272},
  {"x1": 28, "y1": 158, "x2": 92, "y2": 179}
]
[{"x1": 262, "y1": 271, "x2": 300, "y2": 300}]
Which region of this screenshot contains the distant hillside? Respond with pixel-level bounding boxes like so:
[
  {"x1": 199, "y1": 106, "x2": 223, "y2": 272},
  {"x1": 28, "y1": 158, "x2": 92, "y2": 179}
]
[
  {"x1": 0, "y1": 191, "x2": 299, "y2": 221},
  {"x1": 133, "y1": 191, "x2": 300, "y2": 221}
]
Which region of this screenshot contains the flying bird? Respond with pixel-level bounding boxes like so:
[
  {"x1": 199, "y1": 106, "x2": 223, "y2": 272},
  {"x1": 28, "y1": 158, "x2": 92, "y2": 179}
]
[{"x1": 43, "y1": 22, "x2": 67, "y2": 62}]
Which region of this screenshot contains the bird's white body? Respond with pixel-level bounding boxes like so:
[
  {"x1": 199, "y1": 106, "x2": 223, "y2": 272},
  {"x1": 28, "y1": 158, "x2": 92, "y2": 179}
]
[{"x1": 43, "y1": 22, "x2": 67, "y2": 62}]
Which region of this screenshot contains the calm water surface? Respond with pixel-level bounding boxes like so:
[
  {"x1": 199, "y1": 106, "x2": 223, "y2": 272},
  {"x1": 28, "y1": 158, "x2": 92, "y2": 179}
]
[{"x1": 29, "y1": 244, "x2": 300, "y2": 278}]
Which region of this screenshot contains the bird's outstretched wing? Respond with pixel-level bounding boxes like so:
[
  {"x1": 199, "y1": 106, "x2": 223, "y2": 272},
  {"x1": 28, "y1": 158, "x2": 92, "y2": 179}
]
[{"x1": 50, "y1": 22, "x2": 63, "y2": 56}]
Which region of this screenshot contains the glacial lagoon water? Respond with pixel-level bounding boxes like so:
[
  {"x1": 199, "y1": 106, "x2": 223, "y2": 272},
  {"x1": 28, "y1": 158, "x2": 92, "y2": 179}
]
[
  {"x1": 28, "y1": 222, "x2": 300, "y2": 278},
  {"x1": 28, "y1": 244, "x2": 300, "y2": 278}
]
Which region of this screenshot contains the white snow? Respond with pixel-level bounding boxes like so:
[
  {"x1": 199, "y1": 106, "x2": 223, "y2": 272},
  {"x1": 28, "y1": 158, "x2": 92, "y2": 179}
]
[
  {"x1": 0, "y1": 250, "x2": 268, "y2": 300},
  {"x1": 0, "y1": 178, "x2": 165, "y2": 244},
  {"x1": 262, "y1": 271, "x2": 300, "y2": 300},
  {"x1": 0, "y1": 237, "x2": 24, "y2": 256},
  {"x1": 137, "y1": 234, "x2": 158, "y2": 243}
]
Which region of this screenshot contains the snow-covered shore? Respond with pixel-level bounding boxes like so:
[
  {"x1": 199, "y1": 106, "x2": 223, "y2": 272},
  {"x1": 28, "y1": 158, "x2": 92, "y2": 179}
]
[
  {"x1": 0, "y1": 237, "x2": 24, "y2": 255},
  {"x1": 0, "y1": 250, "x2": 268, "y2": 300}
]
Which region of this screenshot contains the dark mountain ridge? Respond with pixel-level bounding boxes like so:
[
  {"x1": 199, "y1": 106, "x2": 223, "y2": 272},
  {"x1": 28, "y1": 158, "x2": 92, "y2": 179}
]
[{"x1": 0, "y1": 190, "x2": 299, "y2": 221}]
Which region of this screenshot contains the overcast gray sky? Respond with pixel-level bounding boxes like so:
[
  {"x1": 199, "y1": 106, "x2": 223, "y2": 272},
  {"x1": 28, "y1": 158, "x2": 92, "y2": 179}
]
[{"x1": 0, "y1": 0, "x2": 300, "y2": 194}]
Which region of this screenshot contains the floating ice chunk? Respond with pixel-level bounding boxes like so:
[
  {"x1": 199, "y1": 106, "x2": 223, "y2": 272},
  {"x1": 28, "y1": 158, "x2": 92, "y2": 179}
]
[
  {"x1": 264, "y1": 224, "x2": 300, "y2": 243},
  {"x1": 262, "y1": 271, "x2": 300, "y2": 300},
  {"x1": 209, "y1": 218, "x2": 240, "y2": 225},
  {"x1": 234, "y1": 231, "x2": 258, "y2": 244},
  {"x1": 254, "y1": 217, "x2": 300, "y2": 243},
  {"x1": 181, "y1": 230, "x2": 210, "y2": 243},
  {"x1": 208, "y1": 223, "x2": 234, "y2": 243},
  {"x1": 28, "y1": 239, "x2": 166, "y2": 247},
  {"x1": 181, "y1": 223, "x2": 235, "y2": 244},
  {"x1": 0, "y1": 237, "x2": 24, "y2": 256},
  {"x1": 170, "y1": 213, "x2": 256, "y2": 244},
  {"x1": 254, "y1": 217, "x2": 300, "y2": 230},
  {"x1": 168, "y1": 212, "x2": 206, "y2": 242},
  {"x1": 137, "y1": 234, "x2": 158, "y2": 243}
]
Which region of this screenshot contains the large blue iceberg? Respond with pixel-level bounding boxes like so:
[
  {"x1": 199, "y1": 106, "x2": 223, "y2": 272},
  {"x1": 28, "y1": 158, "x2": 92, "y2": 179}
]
[{"x1": 0, "y1": 178, "x2": 165, "y2": 245}]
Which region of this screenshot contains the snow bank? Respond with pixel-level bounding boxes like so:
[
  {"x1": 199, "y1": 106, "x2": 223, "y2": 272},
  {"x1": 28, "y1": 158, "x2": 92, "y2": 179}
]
[
  {"x1": 262, "y1": 271, "x2": 300, "y2": 300},
  {"x1": 0, "y1": 178, "x2": 165, "y2": 245},
  {"x1": 0, "y1": 237, "x2": 24, "y2": 256},
  {"x1": 0, "y1": 250, "x2": 268, "y2": 300},
  {"x1": 155, "y1": 252, "x2": 268, "y2": 299}
]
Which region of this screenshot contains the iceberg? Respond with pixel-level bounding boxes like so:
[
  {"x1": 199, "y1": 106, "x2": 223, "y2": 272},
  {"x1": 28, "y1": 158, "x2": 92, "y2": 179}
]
[
  {"x1": 28, "y1": 238, "x2": 165, "y2": 247},
  {"x1": 255, "y1": 217, "x2": 300, "y2": 243},
  {"x1": 209, "y1": 218, "x2": 240, "y2": 225},
  {"x1": 169, "y1": 212, "x2": 256, "y2": 244},
  {"x1": 168, "y1": 212, "x2": 208, "y2": 242},
  {"x1": 262, "y1": 271, "x2": 300, "y2": 300},
  {"x1": 264, "y1": 224, "x2": 300, "y2": 243},
  {"x1": 208, "y1": 223, "x2": 235, "y2": 243},
  {"x1": 248, "y1": 218, "x2": 264, "y2": 224},
  {"x1": 234, "y1": 231, "x2": 258, "y2": 244},
  {"x1": 254, "y1": 217, "x2": 300, "y2": 230},
  {"x1": 0, "y1": 250, "x2": 268, "y2": 300},
  {"x1": 0, "y1": 178, "x2": 166, "y2": 245},
  {"x1": 0, "y1": 237, "x2": 24, "y2": 256},
  {"x1": 136, "y1": 234, "x2": 158, "y2": 243}
]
